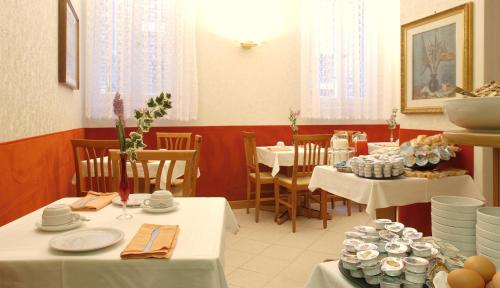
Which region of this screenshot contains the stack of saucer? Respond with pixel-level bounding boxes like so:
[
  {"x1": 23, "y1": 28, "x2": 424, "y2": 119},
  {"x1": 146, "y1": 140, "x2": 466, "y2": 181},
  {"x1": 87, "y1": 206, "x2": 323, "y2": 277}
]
[
  {"x1": 476, "y1": 207, "x2": 500, "y2": 267},
  {"x1": 141, "y1": 190, "x2": 178, "y2": 213},
  {"x1": 36, "y1": 204, "x2": 83, "y2": 231},
  {"x1": 431, "y1": 196, "x2": 484, "y2": 256}
]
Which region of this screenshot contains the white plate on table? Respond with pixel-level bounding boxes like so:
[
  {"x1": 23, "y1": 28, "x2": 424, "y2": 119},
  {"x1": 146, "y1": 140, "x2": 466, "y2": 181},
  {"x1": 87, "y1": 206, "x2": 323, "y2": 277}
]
[
  {"x1": 49, "y1": 228, "x2": 124, "y2": 252},
  {"x1": 141, "y1": 202, "x2": 179, "y2": 213},
  {"x1": 36, "y1": 219, "x2": 83, "y2": 232},
  {"x1": 112, "y1": 193, "x2": 151, "y2": 207}
]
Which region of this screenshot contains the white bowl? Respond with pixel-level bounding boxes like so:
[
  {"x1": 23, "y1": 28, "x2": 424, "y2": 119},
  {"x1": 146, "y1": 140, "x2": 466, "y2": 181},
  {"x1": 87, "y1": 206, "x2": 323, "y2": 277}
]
[
  {"x1": 477, "y1": 244, "x2": 500, "y2": 259},
  {"x1": 431, "y1": 196, "x2": 484, "y2": 213},
  {"x1": 476, "y1": 224, "x2": 500, "y2": 241},
  {"x1": 477, "y1": 219, "x2": 500, "y2": 234},
  {"x1": 432, "y1": 228, "x2": 476, "y2": 244},
  {"x1": 477, "y1": 235, "x2": 500, "y2": 251},
  {"x1": 431, "y1": 213, "x2": 476, "y2": 228},
  {"x1": 432, "y1": 220, "x2": 475, "y2": 236},
  {"x1": 444, "y1": 97, "x2": 500, "y2": 131},
  {"x1": 431, "y1": 207, "x2": 477, "y2": 221},
  {"x1": 477, "y1": 207, "x2": 500, "y2": 226}
]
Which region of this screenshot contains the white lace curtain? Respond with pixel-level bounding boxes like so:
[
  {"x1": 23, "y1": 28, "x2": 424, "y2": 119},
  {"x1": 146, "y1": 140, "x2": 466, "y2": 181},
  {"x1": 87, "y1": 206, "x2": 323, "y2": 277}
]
[
  {"x1": 84, "y1": 0, "x2": 198, "y2": 121},
  {"x1": 300, "y1": 0, "x2": 400, "y2": 120}
]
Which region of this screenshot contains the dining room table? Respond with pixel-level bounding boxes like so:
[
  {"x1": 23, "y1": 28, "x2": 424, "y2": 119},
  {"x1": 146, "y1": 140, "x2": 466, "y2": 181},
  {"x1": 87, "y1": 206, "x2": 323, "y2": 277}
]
[
  {"x1": 309, "y1": 165, "x2": 485, "y2": 220},
  {"x1": 0, "y1": 197, "x2": 238, "y2": 288}
]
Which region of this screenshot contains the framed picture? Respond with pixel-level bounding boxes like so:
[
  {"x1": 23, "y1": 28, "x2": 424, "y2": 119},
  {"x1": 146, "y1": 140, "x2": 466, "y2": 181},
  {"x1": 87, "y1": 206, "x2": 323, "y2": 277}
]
[
  {"x1": 58, "y1": 0, "x2": 79, "y2": 89},
  {"x1": 401, "y1": 3, "x2": 472, "y2": 114}
]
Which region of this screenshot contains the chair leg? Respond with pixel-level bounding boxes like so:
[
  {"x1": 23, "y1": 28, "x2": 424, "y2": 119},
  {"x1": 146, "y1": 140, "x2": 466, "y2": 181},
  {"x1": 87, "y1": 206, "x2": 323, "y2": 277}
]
[
  {"x1": 347, "y1": 200, "x2": 352, "y2": 216},
  {"x1": 274, "y1": 181, "x2": 280, "y2": 222},
  {"x1": 255, "y1": 183, "x2": 261, "y2": 223},
  {"x1": 291, "y1": 189, "x2": 297, "y2": 233},
  {"x1": 306, "y1": 191, "x2": 311, "y2": 218},
  {"x1": 330, "y1": 198, "x2": 335, "y2": 210},
  {"x1": 246, "y1": 178, "x2": 251, "y2": 214},
  {"x1": 321, "y1": 190, "x2": 328, "y2": 229},
  {"x1": 358, "y1": 203, "x2": 363, "y2": 212}
]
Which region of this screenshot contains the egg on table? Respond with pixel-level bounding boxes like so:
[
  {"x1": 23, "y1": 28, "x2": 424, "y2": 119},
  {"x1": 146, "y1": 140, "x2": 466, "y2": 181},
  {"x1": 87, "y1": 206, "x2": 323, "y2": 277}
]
[
  {"x1": 465, "y1": 256, "x2": 497, "y2": 282},
  {"x1": 447, "y1": 268, "x2": 485, "y2": 288}
]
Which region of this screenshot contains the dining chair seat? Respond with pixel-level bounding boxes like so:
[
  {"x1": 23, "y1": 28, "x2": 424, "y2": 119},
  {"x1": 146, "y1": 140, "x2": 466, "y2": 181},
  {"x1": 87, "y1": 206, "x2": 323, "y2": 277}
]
[
  {"x1": 249, "y1": 172, "x2": 274, "y2": 183},
  {"x1": 275, "y1": 175, "x2": 311, "y2": 190}
]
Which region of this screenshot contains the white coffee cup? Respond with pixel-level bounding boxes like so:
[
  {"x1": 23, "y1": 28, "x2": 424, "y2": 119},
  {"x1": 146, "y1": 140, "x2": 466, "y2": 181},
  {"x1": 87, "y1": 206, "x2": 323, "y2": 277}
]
[
  {"x1": 276, "y1": 141, "x2": 285, "y2": 147},
  {"x1": 42, "y1": 204, "x2": 80, "y2": 226},
  {"x1": 143, "y1": 190, "x2": 173, "y2": 208}
]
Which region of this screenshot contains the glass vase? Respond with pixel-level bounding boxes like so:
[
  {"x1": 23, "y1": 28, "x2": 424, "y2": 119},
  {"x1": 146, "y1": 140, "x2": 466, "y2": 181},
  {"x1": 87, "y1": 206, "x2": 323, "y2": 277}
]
[{"x1": 117, "y1": 152, "x2": 132, "y2": 220}]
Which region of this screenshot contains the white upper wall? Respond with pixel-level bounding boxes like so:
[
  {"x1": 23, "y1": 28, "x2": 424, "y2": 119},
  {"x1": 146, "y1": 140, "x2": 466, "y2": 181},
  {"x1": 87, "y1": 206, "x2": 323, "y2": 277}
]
[{"x1": 0, "y1": 0, "x2": 84, "y2": 142}]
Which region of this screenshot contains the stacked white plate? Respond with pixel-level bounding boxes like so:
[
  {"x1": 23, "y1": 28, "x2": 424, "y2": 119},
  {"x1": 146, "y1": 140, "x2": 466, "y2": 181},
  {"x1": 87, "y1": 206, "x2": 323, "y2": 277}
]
[
  {"x1": 476, "y1": 207, "x2": 500, "y2": 267},
  {"x1": 431, "y1": 196, "x2": 484, "y2": 257}
]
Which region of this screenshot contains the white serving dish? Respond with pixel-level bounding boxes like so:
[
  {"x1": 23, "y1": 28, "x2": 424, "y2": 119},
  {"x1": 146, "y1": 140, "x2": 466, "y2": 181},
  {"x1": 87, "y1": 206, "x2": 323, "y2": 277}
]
[
  {"x1": 49, "y1": 228, "x2": 124, "y2": 252},
  {"x1": 477, "y1": 207, "x2": 500, "y2": 225},
  {"x1": 477, "y1": 244, "x2": 500, "y2": 259},
  {"x1": 431, "y1": 213, "x2": 476, "y2": 228},
  {"x1": 431, "y1": 228, "x2": 476, "y2": 243},
  {"x1": 477, "y1": 235, "x2": 500, "y2": 251},
  {"x1": 477, "y1": 219, "x2": 500, "y2": 234},
  {"x1": 431, "y1": 206, "x2": 477, "y2": 221},
  {"x1": 476, "y1": 224, "x2": 500, "y2": 241},
  {"x1": 444, "y1": 97, "x2": 500, "y2": 131},
  {"x1": 36, "y1": 219, "x2": 84, "y2": 232},
  {"x1": 432, "y1": 220, "x2": 476, "y2": 236},
  {"x1": 431, "y1": 196, "x2": 484, "y2": 213}
]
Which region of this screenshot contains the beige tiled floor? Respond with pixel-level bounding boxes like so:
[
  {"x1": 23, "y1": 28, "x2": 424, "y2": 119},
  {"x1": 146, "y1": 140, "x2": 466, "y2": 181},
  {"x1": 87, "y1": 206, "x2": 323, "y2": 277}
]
[{"x1": 224, "y1": 204, "x2": 371, "y2": 288}]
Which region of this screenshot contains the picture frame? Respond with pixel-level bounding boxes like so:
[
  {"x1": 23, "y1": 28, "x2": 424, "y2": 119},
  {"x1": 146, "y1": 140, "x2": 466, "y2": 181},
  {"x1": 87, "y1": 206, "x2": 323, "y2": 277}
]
[
  {"x1": 58, "y1": 0, "x2": 79, "y2": 89},
  {"x1": 401, "y1": 3, "x2": 472, "y2": 114}
]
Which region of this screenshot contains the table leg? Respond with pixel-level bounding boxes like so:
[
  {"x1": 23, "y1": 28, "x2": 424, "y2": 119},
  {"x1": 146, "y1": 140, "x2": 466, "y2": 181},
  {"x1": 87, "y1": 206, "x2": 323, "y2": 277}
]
[
  {"x1": 376, "y1": 207, "x2": 397, "y2": 222},
  {"x1": 494, "y1": 148, "x2": 499, "y2": 207}
]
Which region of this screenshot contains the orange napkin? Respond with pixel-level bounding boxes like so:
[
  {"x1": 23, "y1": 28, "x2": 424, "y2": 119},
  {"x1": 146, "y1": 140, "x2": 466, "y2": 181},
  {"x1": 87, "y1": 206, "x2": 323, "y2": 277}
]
[
  {"x1": 70, "y1": 191, "x2": 118, "y2": 211},
  {"x1": 267, "y1": 146, "x2": 293, "y2": 152},
  {"x1": 121, "y1": 224, "x2": 179, "y2": 259}
]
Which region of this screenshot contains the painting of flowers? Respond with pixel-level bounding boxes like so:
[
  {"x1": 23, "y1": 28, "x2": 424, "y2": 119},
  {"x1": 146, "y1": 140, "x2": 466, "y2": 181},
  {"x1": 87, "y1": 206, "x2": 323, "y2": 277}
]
[{"x1": 401, "y1": 3, "x2": 472, "y2": 114}]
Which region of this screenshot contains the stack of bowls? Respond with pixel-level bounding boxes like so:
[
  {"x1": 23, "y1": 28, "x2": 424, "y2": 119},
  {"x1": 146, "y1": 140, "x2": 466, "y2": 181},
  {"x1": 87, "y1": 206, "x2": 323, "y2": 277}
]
[
  {"x1": 431, "y1": 196, "x2": 484, "y2": 257},
  {"x1": 476, "y1": 207, "x2": 500, "y2": 267}
]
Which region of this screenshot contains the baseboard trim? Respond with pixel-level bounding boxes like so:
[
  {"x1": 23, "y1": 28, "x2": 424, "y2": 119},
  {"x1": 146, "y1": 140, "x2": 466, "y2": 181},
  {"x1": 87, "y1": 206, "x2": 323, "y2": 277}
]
[{"x1": 228, "y1": 200, "x2": 254, "y2": 209}]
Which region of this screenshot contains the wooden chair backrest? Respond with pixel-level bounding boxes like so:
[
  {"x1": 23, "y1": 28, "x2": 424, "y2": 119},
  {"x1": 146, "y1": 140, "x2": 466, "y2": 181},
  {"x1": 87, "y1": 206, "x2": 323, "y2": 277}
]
[
  {"x1": 243, "y1": 132, "x2": 260, "y2": 176},
  {"x1": 156, "y1": 132, "x2": 192, "y2": 150},
  {"x1": 71, "y1": 139, "x2": 120, "y2": 195},
  {"x1": 191, "y1": 135, "x2": 202, "y2": 196},
  {"x1": 292, "y1": 134, "x2": 331, "y2": 181},
  {"x1": 109, "y1": 149, "x2": 196, "y2": 196}
]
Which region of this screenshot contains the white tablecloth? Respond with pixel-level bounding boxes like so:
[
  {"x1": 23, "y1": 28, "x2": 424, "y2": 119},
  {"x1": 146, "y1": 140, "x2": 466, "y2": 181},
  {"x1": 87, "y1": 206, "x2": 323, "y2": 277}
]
[
  {"x1": 0, "y1": 197, "x2": 238, "y2": 288},
  {"x1": 305, "y1": 260, "x2": 354, "y2": 288},
  {"x1": 308, "y1": 166, "x2": 484, "y2": 217},
  {"x1": 256, "y1": 146, "x2": 327, "y2": 177},
  {"x1": 72, "y1": 157, "x2": 191, "y2": 190}
]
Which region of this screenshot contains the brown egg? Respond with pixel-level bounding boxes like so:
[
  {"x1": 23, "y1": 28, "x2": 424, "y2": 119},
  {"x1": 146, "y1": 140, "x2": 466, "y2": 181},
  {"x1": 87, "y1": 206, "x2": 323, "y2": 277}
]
[
  {"x1": 465, "y1": 256, "x2": 497, "y2": 282},
  {"x1": 448, "y1": 268, "x2": 485, "y2": 288},
  {"x1": 490, "y1": 272, "x2": 500, "y2": 288}
]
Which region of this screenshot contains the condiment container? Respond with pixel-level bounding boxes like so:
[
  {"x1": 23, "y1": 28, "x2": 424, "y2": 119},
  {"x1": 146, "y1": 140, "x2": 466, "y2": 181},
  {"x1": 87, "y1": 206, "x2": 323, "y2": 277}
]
[
  {"x1": 361, "y1": 234, "x2": 380, "y2": 243},
  {"x1": 377, "y1": 240, "x2": 389, "y2": 252},
  {"x1": 380, "y1": 275, "x2": 402, "y2": 288},
  {"x1": 385, "y1": 222, "x2": 405, "y2": 235},
  {"x1": 354, "y1": 225, "x2": 377, "y2": 235},
  {"x1": 385, "y1": 242, "x2": 408, "y2": 258},
  {"x1": 393, "y1": 238, "x2": 413, "y2": 252},
  {"x1": 341, "y1": 254, "x2": 360, "y2": 270},
  {"x1": 345, "y1": 231, "x2": 364, "y2": 239},
  {"x1": 343, "y1": 238, "x2": 363, "y2": 253},
  {"x1": 403, "y1": 256, "x2": 429, "y2": 274},
  {"x1": 379, "y1": 230, "x2": 400, "y2": 242},
  {"x1": 365, "y1": 274, "x2": 382, "y2": 285},
  {"x1": 404, "y1": 270, "x2": 426, "y2": 284},
  {"x1": 349, "y1": 269, "x2": 364, "y2": 278},
  {"x1": 403, "y1": 230, "x2": 423, "y2": 241},
  {"x1": 402, "y1": 283, "x2": 423, "y2": 288},
  {"x1": 380, "y1": 257, "x2": 404, "y2": 277},
  {"x1": 361, "y1": 263, "x2": 381, "y2": 276},
  {"x1": 410, "y1": 242, "x2": 433, "y2": 258},
  {"x1": 374, "y1": 219, "x2": 392, "y2": 230},
  {"x1": 356, "y1": 249, "x2": 379, "y2": 267},
  {"x1": 356, "y1": 243, "x2": 378, "y2": 252}
]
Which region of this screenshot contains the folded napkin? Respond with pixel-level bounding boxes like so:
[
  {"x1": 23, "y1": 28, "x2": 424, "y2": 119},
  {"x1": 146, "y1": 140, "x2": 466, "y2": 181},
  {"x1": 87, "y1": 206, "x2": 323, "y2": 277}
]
[
  {"x1": 121, "y1": 224, "x2": 179, "y2": 259},
  {"x1": 70, "y1": 191, "x2": 118, "y2": 211},
  {"x1": 267, "y1": 146, "x2": 293, "y2": 152}
]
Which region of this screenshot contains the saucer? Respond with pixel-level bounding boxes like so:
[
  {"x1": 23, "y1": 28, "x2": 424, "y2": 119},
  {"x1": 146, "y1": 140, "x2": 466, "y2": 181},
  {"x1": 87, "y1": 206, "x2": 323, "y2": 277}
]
[
  {"x1": 112, "y1": 193, "x2": 151, "y2": 207},
  {"x1": 141, "y1": 202, "x2": 179, "y2": 213},
  {"x1": 35, "y1": 219, "x2": 83, "y2": 232}
]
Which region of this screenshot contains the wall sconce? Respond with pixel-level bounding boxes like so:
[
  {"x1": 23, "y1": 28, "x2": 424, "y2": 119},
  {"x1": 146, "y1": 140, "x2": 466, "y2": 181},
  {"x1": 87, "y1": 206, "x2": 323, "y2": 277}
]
[{"x1": 240, "y1": 41, "x2": 260, "y2": 49}]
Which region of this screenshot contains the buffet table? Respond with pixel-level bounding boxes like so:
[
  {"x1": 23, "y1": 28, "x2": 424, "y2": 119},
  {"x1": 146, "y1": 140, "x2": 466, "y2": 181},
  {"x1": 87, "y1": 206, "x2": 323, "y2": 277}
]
[
  {"x1": 309, "y1": 166, "x2": 484, "y2": 219},
  {"x1": 305, "y1": 260, "x2": 355, "y2": 288},
  {"x1": 0, "y1": 197, "x2": 238, "y2": 288}
]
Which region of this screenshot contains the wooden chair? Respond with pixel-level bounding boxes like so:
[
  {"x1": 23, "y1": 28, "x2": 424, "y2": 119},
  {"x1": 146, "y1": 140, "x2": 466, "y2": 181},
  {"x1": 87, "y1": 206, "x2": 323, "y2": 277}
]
[
  {"x1": 274, "y1": 134, "x2": 330, "y2": 232},
  {"x1": 71, "y1": 139, "x2": 120, "y2": 196},
  {"x1": 171, "y1": 135, "x2": 202, "y2": 197},
  {"x1": 156, "y1": 132, "x2": 192, "y2": 150},
  {"x1": 109, "y1": 149, "x2": 196, "y2": 195},
  {"x1": 243, "y1": 132, "x2": 275, "y2": 223}
]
